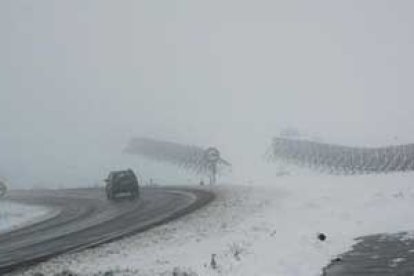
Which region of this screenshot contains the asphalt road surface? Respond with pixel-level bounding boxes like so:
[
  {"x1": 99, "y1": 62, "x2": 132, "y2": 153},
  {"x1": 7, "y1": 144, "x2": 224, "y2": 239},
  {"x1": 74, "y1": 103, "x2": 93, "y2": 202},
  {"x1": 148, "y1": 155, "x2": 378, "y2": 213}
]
[
  {"x1": 323, "y1": 232, "x2": 414, "y2": 275},
  {"x1": 0, "y1": 186, "x2": 214, "y2": 274}
]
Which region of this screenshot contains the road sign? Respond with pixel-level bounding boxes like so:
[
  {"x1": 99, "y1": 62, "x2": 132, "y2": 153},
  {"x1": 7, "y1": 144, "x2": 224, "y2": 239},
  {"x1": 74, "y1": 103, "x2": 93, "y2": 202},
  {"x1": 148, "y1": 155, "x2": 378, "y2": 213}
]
[{"x1": 205, "y1": 147, "x2": 220, "y2": 163}]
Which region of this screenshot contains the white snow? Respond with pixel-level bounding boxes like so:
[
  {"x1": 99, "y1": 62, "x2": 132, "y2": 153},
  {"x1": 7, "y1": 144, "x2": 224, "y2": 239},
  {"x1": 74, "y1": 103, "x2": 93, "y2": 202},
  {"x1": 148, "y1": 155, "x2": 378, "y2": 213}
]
[
  {"x1": 0, "y1": 200, "x2": 52, "y2": 233},
  {"x1": 14, "y1": 172, "x2": 414, "y2": 276}
]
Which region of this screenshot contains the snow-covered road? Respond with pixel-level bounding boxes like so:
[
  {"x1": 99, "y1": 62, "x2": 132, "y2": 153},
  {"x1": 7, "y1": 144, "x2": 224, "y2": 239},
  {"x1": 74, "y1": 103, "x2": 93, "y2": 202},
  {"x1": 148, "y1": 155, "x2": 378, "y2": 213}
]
[{"x1": 11, "y1": 173, "x2": 414, "y2": 276}]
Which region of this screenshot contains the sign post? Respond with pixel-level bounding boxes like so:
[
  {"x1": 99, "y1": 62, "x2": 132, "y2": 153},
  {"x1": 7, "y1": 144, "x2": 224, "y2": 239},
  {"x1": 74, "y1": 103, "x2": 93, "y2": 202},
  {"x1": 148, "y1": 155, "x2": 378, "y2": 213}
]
[
  {"x1": 0, "y1": 181, "x2": 7, "y2": 198},
  {"x1": 205, "y1": 147, "x2": 220, "y2": 185}
]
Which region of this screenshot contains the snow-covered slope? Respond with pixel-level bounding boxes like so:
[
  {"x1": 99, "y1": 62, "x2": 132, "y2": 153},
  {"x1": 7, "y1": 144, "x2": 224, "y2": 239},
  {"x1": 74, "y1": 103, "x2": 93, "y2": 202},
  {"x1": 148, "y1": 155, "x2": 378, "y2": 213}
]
[{"x1": 13, "y1": 172, "x2": 414, "y2": 276}]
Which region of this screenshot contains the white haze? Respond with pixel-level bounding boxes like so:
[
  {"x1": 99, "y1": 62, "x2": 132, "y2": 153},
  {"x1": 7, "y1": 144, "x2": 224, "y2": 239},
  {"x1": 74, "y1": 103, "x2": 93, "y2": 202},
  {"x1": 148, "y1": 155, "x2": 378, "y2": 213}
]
[{"x1": 1, "y1": 0, "x2": 414, "y2": 187}]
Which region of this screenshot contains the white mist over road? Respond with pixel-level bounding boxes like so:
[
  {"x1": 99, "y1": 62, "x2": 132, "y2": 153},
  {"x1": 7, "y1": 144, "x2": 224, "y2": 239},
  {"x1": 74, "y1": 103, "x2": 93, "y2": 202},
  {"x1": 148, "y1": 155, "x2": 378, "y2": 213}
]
[
  {"x1": 2, "y1": 3, "x2": 414, "y2": 275},
  {"x1": 1, "y1": 0, "x2": 414, "y2": 187}
]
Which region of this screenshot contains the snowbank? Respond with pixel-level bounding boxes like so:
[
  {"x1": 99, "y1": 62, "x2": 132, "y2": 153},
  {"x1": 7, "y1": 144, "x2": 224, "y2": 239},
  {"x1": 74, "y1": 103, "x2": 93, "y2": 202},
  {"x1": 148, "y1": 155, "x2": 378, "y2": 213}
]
[
  {"x1": 0, "y1": 201, "x2": 52, "y2": 233},
  {"x1": 11, "y1": 173, "x2": 414, "y2": 276}
]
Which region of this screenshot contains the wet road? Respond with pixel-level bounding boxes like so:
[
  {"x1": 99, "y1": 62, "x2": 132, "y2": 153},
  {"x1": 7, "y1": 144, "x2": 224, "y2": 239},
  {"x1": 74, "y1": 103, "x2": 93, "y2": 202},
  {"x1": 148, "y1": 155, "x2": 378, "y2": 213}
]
[
  {"x1": 324, "y1": 232, "x2": 414, "y2": 276},
  {"x1": 0, "y1": 187, "x2": 213, "y2": 274}
]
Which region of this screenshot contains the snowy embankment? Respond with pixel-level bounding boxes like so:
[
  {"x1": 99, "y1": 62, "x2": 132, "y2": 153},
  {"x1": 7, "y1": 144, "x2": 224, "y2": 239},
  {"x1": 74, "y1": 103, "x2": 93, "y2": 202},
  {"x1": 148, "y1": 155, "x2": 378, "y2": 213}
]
[
  {"x1": 13, "y1": 172, "x2": 414, "y2": 276},
  {"x1": 0, "y1": 200, "x2": 52, "y2": 233}
]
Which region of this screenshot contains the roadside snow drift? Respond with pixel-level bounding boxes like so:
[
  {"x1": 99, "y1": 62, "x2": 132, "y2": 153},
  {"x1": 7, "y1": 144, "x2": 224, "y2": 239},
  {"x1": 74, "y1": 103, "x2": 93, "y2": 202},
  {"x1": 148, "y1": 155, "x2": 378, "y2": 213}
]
[
  {"x1": 0, "y1": 201, "x2": 52, "y2": 233},
  {"x1": 11, "y1": 173, "x2": 414, "y2": 276}
]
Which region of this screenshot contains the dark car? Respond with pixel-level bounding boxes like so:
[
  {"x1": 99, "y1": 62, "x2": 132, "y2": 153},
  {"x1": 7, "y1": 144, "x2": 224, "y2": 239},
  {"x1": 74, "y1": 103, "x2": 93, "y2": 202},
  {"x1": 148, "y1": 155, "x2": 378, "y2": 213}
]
[{"x1": 105, "y1": 169, "x2": 140, "y2": 200}]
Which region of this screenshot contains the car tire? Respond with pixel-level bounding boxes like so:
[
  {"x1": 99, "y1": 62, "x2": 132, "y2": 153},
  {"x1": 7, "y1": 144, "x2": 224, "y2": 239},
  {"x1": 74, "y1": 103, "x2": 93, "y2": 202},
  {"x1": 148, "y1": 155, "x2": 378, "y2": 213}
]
[
  {"x1": 129, "y1": 189, "x2": 139, "y2": 200},
  {"x1": 106, "y1": 190, "x2": 114, "y2": 200}
]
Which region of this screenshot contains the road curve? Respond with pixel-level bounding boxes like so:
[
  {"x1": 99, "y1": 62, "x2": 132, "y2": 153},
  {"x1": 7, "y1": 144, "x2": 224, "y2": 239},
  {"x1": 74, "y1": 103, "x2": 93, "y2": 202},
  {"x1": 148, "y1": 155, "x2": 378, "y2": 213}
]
[{"x1": 0, "y1": 186, "x2": 214, "y2": 274}]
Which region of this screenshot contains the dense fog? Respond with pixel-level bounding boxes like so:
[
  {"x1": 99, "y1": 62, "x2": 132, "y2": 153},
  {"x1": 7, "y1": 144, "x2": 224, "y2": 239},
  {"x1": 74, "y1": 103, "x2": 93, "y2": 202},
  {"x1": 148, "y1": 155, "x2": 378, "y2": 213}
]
[{"x1": 1, "y1": 0, "x2": 414, "y2": 187}]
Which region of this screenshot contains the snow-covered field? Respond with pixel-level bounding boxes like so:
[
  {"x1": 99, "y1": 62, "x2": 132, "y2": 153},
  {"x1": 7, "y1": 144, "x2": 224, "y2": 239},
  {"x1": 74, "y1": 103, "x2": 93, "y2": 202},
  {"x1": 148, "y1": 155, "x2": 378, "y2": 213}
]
[
  {"x1": 0, "y1": 201, "x2": 52, "y2": 233},
  {"x1": 12, "y1": 172, "x2": 414, "y2": 276}
]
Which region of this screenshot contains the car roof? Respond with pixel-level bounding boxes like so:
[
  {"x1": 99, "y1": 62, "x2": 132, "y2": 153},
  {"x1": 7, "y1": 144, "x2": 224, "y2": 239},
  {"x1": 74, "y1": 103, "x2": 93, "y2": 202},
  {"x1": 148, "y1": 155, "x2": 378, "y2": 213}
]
[{"x1": 108, "y1": 170, "x2": 134, "y2": 176}]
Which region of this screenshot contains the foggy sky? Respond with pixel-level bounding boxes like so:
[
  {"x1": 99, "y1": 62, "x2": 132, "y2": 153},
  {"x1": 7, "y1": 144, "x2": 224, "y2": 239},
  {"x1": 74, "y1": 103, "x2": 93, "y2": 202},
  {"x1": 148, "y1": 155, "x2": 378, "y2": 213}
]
[{"x1": 1, "y1": 0, "x2": 414, "y2": 186}]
